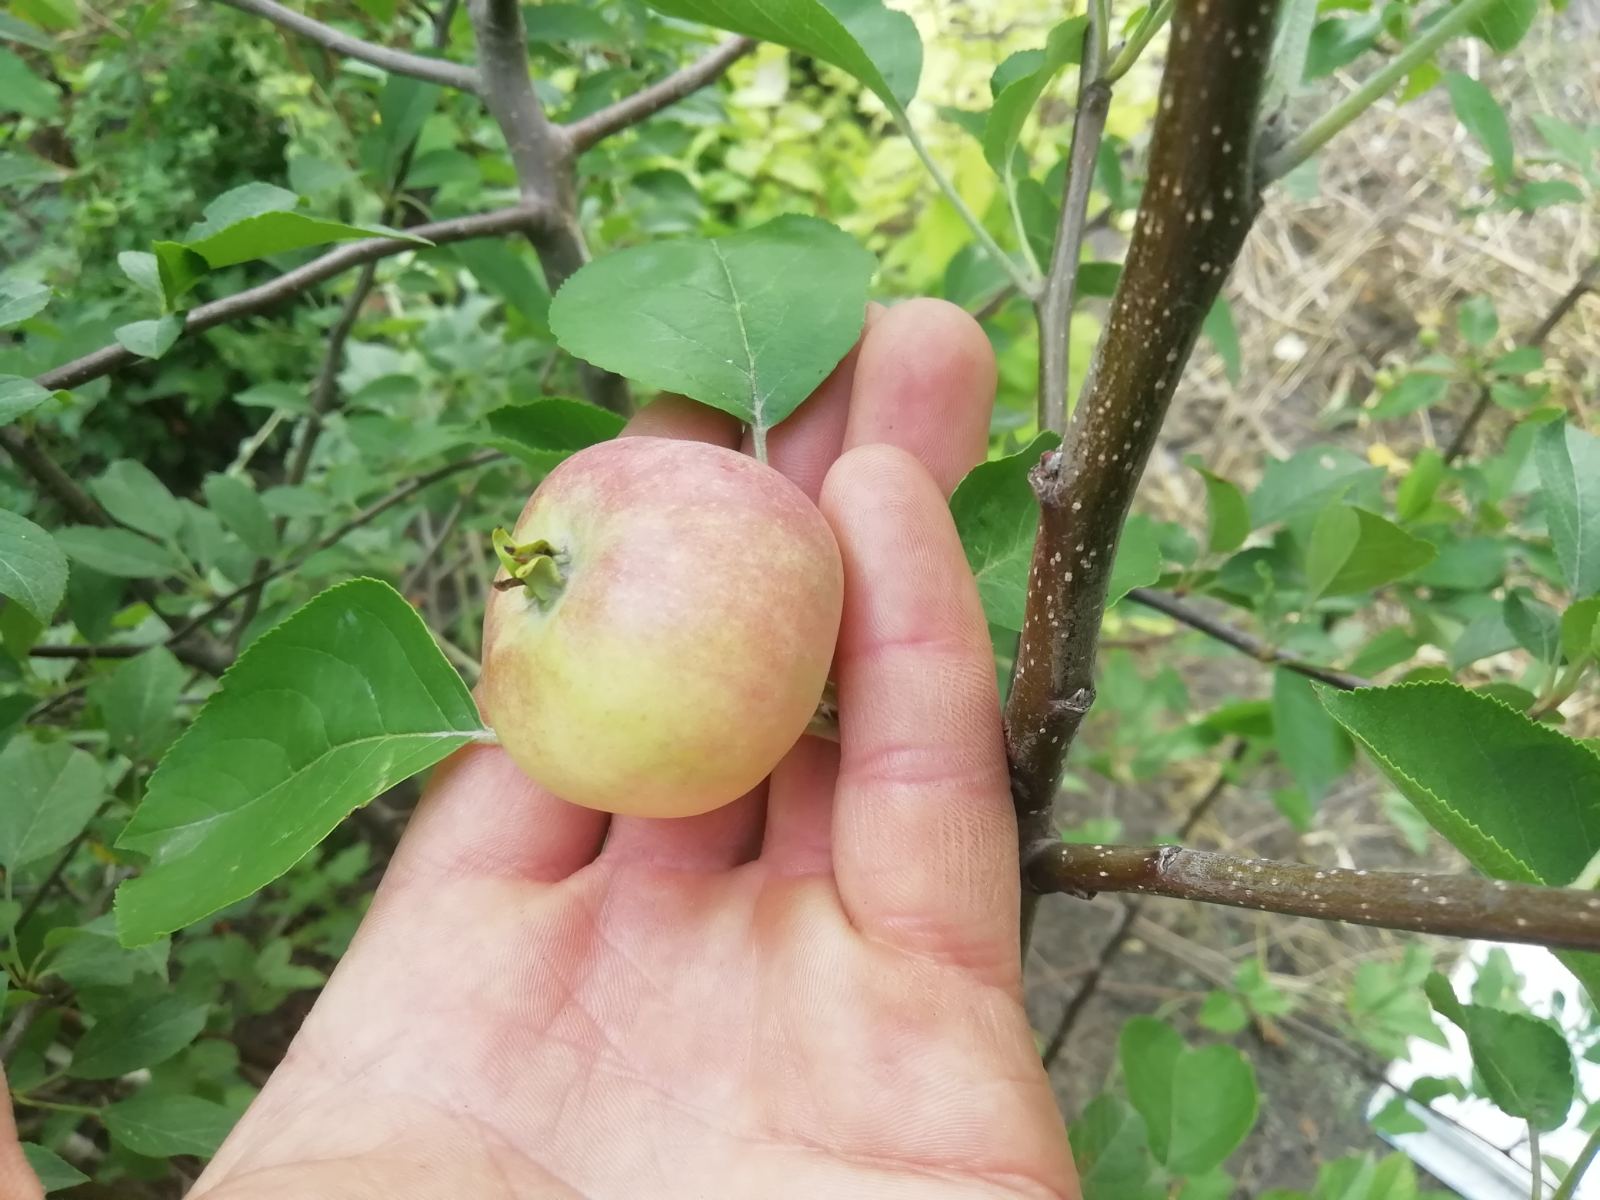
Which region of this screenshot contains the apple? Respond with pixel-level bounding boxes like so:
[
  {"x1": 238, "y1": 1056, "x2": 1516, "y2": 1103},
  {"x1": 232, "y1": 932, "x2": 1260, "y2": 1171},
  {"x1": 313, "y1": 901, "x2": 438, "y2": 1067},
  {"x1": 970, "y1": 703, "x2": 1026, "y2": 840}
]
[{"x1": 480, "y1": 435, "x2": 843, "y2": 818}]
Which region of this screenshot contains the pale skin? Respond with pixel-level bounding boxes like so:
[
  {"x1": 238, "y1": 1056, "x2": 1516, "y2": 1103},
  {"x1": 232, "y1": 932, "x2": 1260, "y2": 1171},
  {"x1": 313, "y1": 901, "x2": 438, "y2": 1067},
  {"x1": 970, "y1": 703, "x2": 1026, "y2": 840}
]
[{"x1": 3, "y1": 300, "x2": 1080, "y2": 1200}]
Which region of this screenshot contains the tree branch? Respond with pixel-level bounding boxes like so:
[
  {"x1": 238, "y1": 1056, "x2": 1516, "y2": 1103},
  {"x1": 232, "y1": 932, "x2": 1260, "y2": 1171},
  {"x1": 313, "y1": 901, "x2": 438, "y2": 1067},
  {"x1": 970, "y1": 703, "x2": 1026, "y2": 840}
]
[
  {"x1": 1036, "y1": 19, "x2": 1110, "y2": 434},
  {"x1": 1005, "y1": 0, "x2": 1280, "y2": 872},
  {"x1": 566, "y1": 37, "x2": 757, "y2": 153},
  {"x1": 466, "y1": 0, "x2": 629, "y2": 414},
  {"x1": 1031, "y1": 843, "x2": 1600, "y2": 952},
  {"x1": 1126, "y1": 587, "x2": 1372, "y2": 689},
  {"x1": 214, "y1": 0, "x2": 481, "y2": 93},
  {"x1": 1444, "y1": 255, "x2": 1599, "y2": 463},
  {"x1": 30, "y1": 205, "x2": 546, "y2": 395}
]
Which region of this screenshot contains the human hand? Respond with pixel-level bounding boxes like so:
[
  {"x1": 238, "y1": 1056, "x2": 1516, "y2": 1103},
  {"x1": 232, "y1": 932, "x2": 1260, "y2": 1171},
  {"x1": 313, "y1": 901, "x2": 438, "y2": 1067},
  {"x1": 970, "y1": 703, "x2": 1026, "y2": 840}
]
[{"x1": 188, "y1": 299, "x2": 1079, "y2": 1200}]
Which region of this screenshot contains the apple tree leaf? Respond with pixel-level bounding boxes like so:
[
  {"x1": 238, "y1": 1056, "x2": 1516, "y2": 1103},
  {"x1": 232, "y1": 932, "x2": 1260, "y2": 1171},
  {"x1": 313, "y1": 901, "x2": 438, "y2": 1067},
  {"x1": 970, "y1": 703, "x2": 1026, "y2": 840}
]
[{"x1": 0, "y1": 507, "x2": 67, "y2": 623}]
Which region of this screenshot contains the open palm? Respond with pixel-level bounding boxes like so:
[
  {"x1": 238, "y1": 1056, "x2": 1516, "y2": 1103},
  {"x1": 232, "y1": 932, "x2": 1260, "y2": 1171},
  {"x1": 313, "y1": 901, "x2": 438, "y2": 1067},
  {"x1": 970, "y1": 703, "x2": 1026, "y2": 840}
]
[{"x1": 186, "y1": 301, "x2": 1079, "y2": 1200}]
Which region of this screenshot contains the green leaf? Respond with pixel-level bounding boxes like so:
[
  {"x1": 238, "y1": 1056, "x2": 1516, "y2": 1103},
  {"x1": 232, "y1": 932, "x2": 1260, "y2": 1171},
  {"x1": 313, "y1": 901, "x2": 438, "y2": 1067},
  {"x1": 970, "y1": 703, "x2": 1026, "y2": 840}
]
[
  {"x1": 1273, "y1": 669, "x2": 1352, "y2": 803},
  {"x1": 1320, "y1": 682, "x2": 1600, "y2": 998},
  {"x1": 448, "y1": 240, "x2": 551, "y2": 332},
  {"x1": 1304, "y1": 505, "x2": 1436, "y2": 600},
  {"x1": 1395, "y1": 448, "x2": 1444, "y2": 522},
  {"x1": 69, "y1": 993, "x2": 209, "y2": 1079},
  {"x1": 1560, "y1": 597, "x2": 1600, "y2": 661},
  {"x1": 1369, "y1": 372, "x2": 1449, "y2": 420},
  {"x1": 950, "y1": 432, "x2": 1060, "y2": 632},
  {"x1": 89, "y1": 648, "x2": 186, "y2": 761},
  {"x1": 1069, "y1": 1095, "x2": 1165, "y2": 1200},
  {"x1": 117, "y1": 249, "x2": 164, "y2": 299},
  {"x1": 1503, "y1": 589, "x2": 1560, "y2": 664},
  {"x1": 1347, "y1": 946, "x2": 1446, "y2": 1058},
  {"x1": 43, "y1": 915, "x2": 169, "y2": 989},
  {"x1": 1202, "y1": 297, "x2": 1242, "y2": 386},
  {"x1": 1198, "y1": 990, "x2": 1250, "y2": 1034},
  {"x1": 1425, "y1": 974, "x2": 1574, "y2": 1129},
  {"x1": 1107, "y1": 515, "x2": 1162, "y2": 606},
  {"x1": 549, "y1": 216, "x2": 875, "y2": 443},
  {"x1": 642, "y1": 0, "x2": 922, "y2": 113},
  {"x1": 982, "y1": 17, "x2": 1085, "y2": 174},
  {"x1": 0, "y1": 374, "x2": 52, "y2": 424},
  {"x1": 20, "y1": 1144, "x2": 88, "y2": 1193},
  {"x1": 0, "y1": 735, "x2": 103, "y2": 875},
  {"x1": 114, "y1": 314, "x2": 184, "y2": 360},
  {"x1": 1444, "y1": 72, "x2": 1514, "y2": 188},
  {"x1": 202, "y1": 473, "x2": 277, "y2": 558},
  {"x1": 375, "y1": 74, "x2": 440, "y2": 180},
  {"x1": 1468, "y1": 0, "x2": 1537, "y2": 52},
  {"x1": 0, "y1": 12, "x2": 56, "y2": 49},
  {"x1": 1196, "y1": 465, "x2": 1250, "y2": 554},
  {"x1": 152, "y1": 241, "x2": 209, "y2": 306},
  {"x1": 114, "y1": 580, "x2": 484, "y2": 946},
  {"x1": 1251, "y1": 446, "x2": 1383, "y2": 527},
  {"x1": 0, "y1": 507, "x2": 67, "y2": 622},
  {"x1": 90, "y1": 460, "x2": 185, "y2": 540},
  {"x1": 1534, "y1": 422, "x2": 1600, "y2": 597},
  {"x1": 177, "y1": 182, "x2": 428, "y2": 270},
  {"x1": 104, "y1": 1091, "x2": 238, "y2": 1158},
  {"x1": 1120, "y1": 1017, "x2": 1258, "y2": 1174},
  {"x1": 0, "y1": 47, "x2": 59, "y2": 118},
  {"x1": 1490, "y1": 346, "x2": 1542, "y2": 376},
  {"x1": 484, "y1": 397, "x2": 625, "y2": 469},
  {"x1": 54, "y1": 525, "x2": 184, "y2": 578},
  {"x1": 0, "y1": 279, "x2": 51, "y2": 328}
]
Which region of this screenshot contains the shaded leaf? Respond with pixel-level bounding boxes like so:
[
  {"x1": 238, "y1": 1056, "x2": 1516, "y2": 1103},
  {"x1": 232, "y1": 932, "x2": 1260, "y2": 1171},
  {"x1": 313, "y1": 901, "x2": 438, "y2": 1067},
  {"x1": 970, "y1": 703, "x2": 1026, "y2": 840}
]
[
  {"x1": 203, "y1": 473, "x2": 278, "y2": 558},
  {"x1": 114, "y1": 315, "x2": 184, "y2": 360},
  {"x1": 91, "y1": 460, "x2": 185, "y2": 540},
  {"x1": 1534, "y1": 422, "x2": 1600, "y2": 598},
  {"x1": 0, "y1": 507, "x2": 67, "y2": 622},
  {"x1": 484, "y1": 397, "x2": 625, "y2": 469},
  {"x1": 0, "y1": 375, "x2": 52, "y2": 425},
  {"x1": 69, "y1": 994, "x2": 208, "y2": 1079},
  {"x1": 89, "y1": 648, "x2": 186, "y2": 761},
  {"x1": 54, "y1": 526, "x2": 184, "y2": 578},
  {"x1": 1425, "y1": 973, "x2": 1573, "y2": 1129},
  {"x1": 983, "y1": 18, "x2": 1085, "y2": 175},
  {"x1": 0, "y1": 735, "x2": 103, "y2": 875},
  {"x1": 104, "y1": 1091, "x2": 237, "y2": 1158},
  {"x1": 1304, "y1": 505, "x2": 1435, "y2": 600},
  {"x1": 950, "y1": 432, "x2": 1060, "y2": 632},
  {"x1": 1273, "y1": 669, "x2": 1352, "y2": 803},
  {"x1": 1445, "y1": 72, "x2": 1514, "y2": 187},
  {"x1": 20, "y1": 1144, "x2": 87, "y2": 1193}
]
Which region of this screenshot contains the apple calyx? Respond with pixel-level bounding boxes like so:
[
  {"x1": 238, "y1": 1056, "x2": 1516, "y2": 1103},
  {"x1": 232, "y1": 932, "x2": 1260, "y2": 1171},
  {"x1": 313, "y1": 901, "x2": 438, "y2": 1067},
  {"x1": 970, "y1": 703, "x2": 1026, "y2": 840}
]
[{"x1": 491, "y1": 526, "x2": 566, "y2": 606}]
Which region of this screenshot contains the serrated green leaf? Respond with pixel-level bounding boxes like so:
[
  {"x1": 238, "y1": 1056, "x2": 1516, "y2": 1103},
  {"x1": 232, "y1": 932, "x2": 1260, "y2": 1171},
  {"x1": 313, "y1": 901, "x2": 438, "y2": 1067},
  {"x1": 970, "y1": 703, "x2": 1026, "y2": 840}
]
[
  {"x1": 982, "y1": 17, "x2": 1085, "y2": 175},
  {"x1": 550, "y1": 216, "x2": 874, "y2": 443},
  {"x1": 1320, "y1": 682, "x2": 1600, "y2": 1000},
  {"x1": 114, "y1": 580, "x2": 484, "y2": 945},
  {"x1": 0, "y1": 734, "x2": 103, "y2": 875},
  {"x1": 69, "y1": 993, "x2": 208, "y2": 1079},
  {"x1": 1534, "y1": 422, "x2": 1600, "y2": 598},
  {"x1": 90, "y1": 460, "x2": 185, "y2": 540},
  {"x1": 202, "y1": 473, "x2": 277, "y2": 558},
  {"x1": 114, "y1": 314, "x2": 184, "y2": 360},
  {"x1": 1305, "y1": 505, "x2": 1436, "y2": 600},
  {"x1": 0, "y1": 375, "x2": 52, "y2": 425},
  {"x1": 950, "y1": 431, "x2": 1060, "y2": 632},
  {"x1": 1426, "y1": 973, "x2": 1573, "y2": 1129},
  {"x1": 54, "y1": 525, "x2": 184, "y2": 578},
  {"x1": 1445, "y1": 72, "x2": 1514, "y2": 188},
  {"x1": 89, "y1": 648, "x2": 185, "y2": 761},
  {"x1": 1503, "y1": 589, "x2": 1560, "y2": 664},
  {"x1": 20, "y1": 1144, "x2": 88, "y2": 1193},
  {"x1": 0, "y1": 507, "x2": 67, "y2": 622},
  {"x1": 642, "y1": 0, "x2": 922, "y2": 113},
  {"x1": 104, "y1": 1091, "x2": 238, "y2": 1159},
  {"x1": 484, "y1": 397, "x2": 625, "y2": 469}
]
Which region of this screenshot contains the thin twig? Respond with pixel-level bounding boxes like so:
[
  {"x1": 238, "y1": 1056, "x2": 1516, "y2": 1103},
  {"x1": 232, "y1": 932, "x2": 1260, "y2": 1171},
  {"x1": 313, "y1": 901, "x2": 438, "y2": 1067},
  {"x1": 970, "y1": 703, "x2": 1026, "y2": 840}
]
[
  {"x1": 1031, "y1": 844, "x2": 1600, "y2": 952},
  {"x1": 566, "y1": 38, "x2": 757, "y2": 152},
  {"x1": 1036, "y1": 18, "x2": 1110, "y2": 434},
  {"x1": 214, "y1": 0, "x2": 480, "y2": 92},
  {"x1": 1444, "y1": 257, "x2": 1599, "y2": 463},
  {"x1": 1126, "y1": 588, "x2": 1372, "y2": 689},
  {"x1": 400, "y1": 481, "x2": 479, "y2": 596}
]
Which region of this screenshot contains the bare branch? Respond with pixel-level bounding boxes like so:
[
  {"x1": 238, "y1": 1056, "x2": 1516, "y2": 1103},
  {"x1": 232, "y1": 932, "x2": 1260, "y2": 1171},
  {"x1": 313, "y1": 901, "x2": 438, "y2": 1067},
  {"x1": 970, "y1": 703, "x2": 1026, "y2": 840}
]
[
  {"x1": 215, "y1": 0, "x2": 481, "y2": 93},
  {"x1": 1032, "y1": 843, "x2": 1600, "y2": 953},
  {"x1": 1036, "y1": 21, "x2": 1110, "y2": 434},
  {"x1": 566, "y1": 37, "x2": 757, "y2": 152},
  {"x1": 1445, "y1": 255, "x2": 1599, "y2": 463},
  {"x1": 1005, "y1": 0, "x2": 1280, "y2": 869},
  {"x1": 1126, "y1": 587, "x2": 1372, "y2": 690},
  {"x1": 32, "y1": 204, "x2": 546, "y2": 394},
  {"x1": 467, "y1": 0, "x2": 629, "y2": 414}
]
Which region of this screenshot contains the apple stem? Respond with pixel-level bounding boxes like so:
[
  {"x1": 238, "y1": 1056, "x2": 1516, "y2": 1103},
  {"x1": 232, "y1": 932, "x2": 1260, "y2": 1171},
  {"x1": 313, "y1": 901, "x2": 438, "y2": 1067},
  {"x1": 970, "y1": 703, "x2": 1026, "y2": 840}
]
[
  {"x1": 751, "y1": 423, "x2": 769, "y2": 465},
  {"x1": 491, "y1": 527, "x2": 566, "y2": 606}
]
